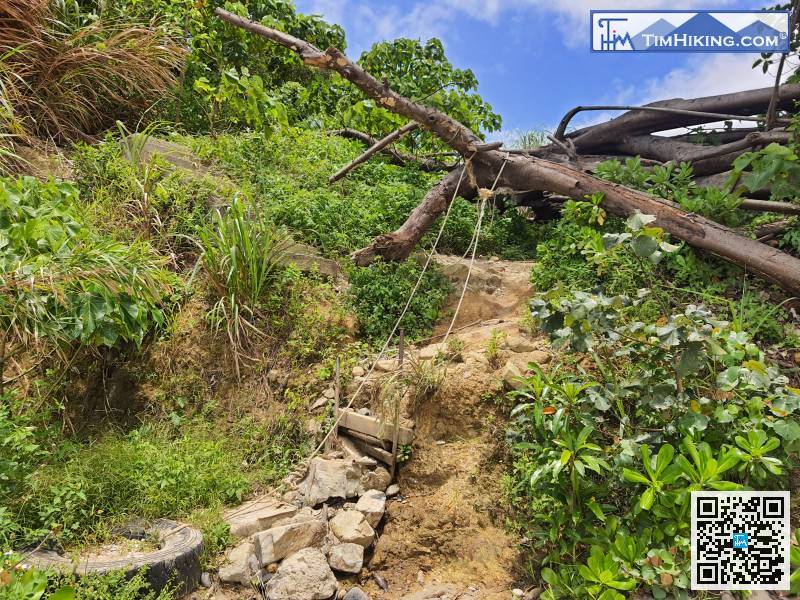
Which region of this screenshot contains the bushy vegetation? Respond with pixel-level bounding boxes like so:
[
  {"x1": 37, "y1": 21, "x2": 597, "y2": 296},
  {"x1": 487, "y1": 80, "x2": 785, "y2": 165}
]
[
  {"x1": 0, "y1": 560, "x2": 175, "y2": 600},
  {"x1": 2, "y1": 0, "x2": 799, "y2": 597},
  {"x1": 347, "y1": 259, "x2": 450, "y2": 342},
  {"x1": 508, "y1": 156, "x2": 800, "y2": 598}
]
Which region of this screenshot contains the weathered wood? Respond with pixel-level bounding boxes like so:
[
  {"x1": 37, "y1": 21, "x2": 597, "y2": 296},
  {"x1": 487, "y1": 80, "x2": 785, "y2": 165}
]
[
  {"x1": 216, "y1": 8, "x2": 800, "y2": 296},
  {"x1": 340, "y1": 432, "x2": 394, "y2": 466},
  {"x1": 554, "y1": 105, "x2": 769, "y2": 142},
  {"x1": 337, "y1": 408, "x2": 414, "y2": 445},
  {"x1": 390, "y1": 329, "x2": 404, "y2": 477},
  {"x1": 740, "y1": 199, "x2": 800, "y2": 215},
  {"x1": 565, "y1": 85, "x2": 800, "y2": 152},
  {"x1": 352, "y1": 166, "x2": 476, "y2": 266},
  {"x1": 609, "y1": 131, "x2": 791, "y2": 166},
  {"x1": 329, "y1": 122, "x2": 419, "y2": 183}
]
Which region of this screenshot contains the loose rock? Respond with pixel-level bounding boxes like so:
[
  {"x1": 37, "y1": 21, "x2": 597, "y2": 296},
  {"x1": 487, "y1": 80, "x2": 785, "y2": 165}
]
[
  {"x1": 501, "y1": 360, "x2": 525, "y2": 390},
  {"x1": 310, "y1": 397, "x2": 328, "y2": 411},
  {"x1": 355, "y1": 489, "x2": 386, "y2": 527},
  {"x1": 360, "y1": 466, "x2": 391, "y2": 492},
  {"x1": 329, "y1": 510, "x2": 375, "y2": 547},
  {"x1": 352, "y1": 366, "x2": 366, "y2": 377},
  {"x1": 218, "y1": 540, "x2": 260, "y2": 585},
  {"x1": 255, "y1": 519, "x2": 327, "y2": 565},
  {"x1": 374, "y1": 359, "x2": 396, "y2": 372},
  {"x1": 225, "y1": 497, "x2": 297, "y2": 538},
  {"x1": 264, "y1": 548, "x2": 337, "y2": 600},
  {"x1": 505, "y1": 335, "x2": 536, "y2": 353},
  {"x1": 343, "y1": 587, "x2": 371, "y2": 600},
  {"x1": 328, "y1": 543, "x2": 364, "y2": 574},
  {"x1": 297, "y1": 457, "x2": 365, "y2": 506},
  {"x1": 529, "y1": 350, "x2": 552, "y2": 365},
  {"x1": 385, "y1": 484, "x2": 400, "y2": 497},
  {"x1": 418, "y1": 344, "x2": 443, "y2": 360}
]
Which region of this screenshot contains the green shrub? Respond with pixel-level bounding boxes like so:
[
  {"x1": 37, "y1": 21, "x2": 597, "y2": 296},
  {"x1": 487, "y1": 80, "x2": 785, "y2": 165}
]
[
  {"x1": 0, "y1": 175, "x2": 173, "y2": 350},
  {"x1": 507, "y1": 287, "x2": 800, "y2": 598},
  {"x1": 347, "y1": 259, "x2": 450, "y2": 342},
  {"x1": 72, "y1": 135, "x2": 235, "y2": 254},
  {"x1": 187, "y1": 130, "x2": 537, "y2": 260},
  {"x1": 0, "y1": 561, "x2": 175, "y2": 600}
]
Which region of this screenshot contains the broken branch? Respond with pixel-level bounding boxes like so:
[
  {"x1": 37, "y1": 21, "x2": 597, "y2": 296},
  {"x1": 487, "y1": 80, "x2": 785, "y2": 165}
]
[{"x1": 329, "y1": 122, "x2": 419, "y2": 183}]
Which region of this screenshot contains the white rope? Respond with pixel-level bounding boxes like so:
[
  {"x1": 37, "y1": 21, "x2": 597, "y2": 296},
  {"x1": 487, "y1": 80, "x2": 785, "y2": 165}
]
[
  {"x1": 440, "y1": 153, "x2": 510, "y2": 348},
  {"x1": 309, "y1": 161, "x2": 470, "y2": 458}
]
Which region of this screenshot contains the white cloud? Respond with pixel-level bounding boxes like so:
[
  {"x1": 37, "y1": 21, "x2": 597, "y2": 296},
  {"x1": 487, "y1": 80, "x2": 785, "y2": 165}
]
[
  {"x1": 567, "y1": 52, "x2": 778, "y2": 133},
  {"x1": 302, "y1": 0, "x2": 752, "y2": 54},
  {"x1": 519, "y1": 0, "x2": 741, "y2": 46},
  {"x1": 641, "y1": 54, "x2": 775, "y2": 104}
]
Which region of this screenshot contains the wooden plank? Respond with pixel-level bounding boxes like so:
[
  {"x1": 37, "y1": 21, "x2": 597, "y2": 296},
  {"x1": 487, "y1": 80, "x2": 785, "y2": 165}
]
[
  {"x1": 340, "y1": 432, "x2": 394, "y2": 466},
  {"x1": 337, "y1": 408, "x2": 414, "y2": 445}
]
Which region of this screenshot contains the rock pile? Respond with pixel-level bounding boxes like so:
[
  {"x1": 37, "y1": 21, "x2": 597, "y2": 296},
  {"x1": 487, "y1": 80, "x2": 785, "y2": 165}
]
[{"x1": 218, "y1": 451, "x2": 391, "y2": 600}]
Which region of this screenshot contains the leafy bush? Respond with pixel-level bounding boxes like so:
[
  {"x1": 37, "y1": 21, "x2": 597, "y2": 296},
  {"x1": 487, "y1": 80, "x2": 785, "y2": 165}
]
[
  {"x1": 189, "y1": 130, "x2": 538, "y2": 260},
  {"x1": 71, "y1": 134, "x2": 235, "y2": 257},
  {"x1": 507, "y1": 287, "x2": 800, "y2": 598},
  {"x1": 338, "y1": 37, "x2": 501, "y2": 153},
  {"x1": 7, "y1": 422, "x2": 251, "y2": 546},
  {"x1": 596, "y1": 157, "x2": 747, "y2": 227},
  {"x1": 0, "y1": 176, "x2": 172, "y2": 351},
  {"x1": 347, "y1": 259, "x2": 450, "y2": 342},
  {"x1": 0, "y1": 559, "x2": 175, "y2": 600}
]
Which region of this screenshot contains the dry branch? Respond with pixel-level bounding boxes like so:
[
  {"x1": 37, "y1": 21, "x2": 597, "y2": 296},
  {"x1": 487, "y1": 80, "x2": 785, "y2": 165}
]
[
  {"x1": 329, "y1": 128, "x2": 453, "y2": 171},
  {"x1": 216, "y1": 8, "x2": 800, "y2": 296},
  {"x1": 329, "y1": 122, "x2": 418, "y2": 182},
  {"x1": 740, "y1": 199, "x2": 800, "y2": 215}
]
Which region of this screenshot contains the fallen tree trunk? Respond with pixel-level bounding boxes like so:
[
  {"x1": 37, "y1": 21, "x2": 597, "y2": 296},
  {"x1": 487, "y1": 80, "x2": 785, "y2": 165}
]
[
  {"x1": 352, "y1": 166, "x2": 476, "y2": 265},
  {"x1": 554, "y1": 105, "x2": 770, "y2": 141},
  {"x1": 564, "y1": 85, "x2": 800, "y2": 152},
  {"x1": 609, "y1": 131, "x2": 791, "y2": 165},
  {"x1": 740, "y1": 199, "x2": 800, "y2": 215},
  {"x1": 215, "y1": 8, "x2": 800, "y2": 296}
]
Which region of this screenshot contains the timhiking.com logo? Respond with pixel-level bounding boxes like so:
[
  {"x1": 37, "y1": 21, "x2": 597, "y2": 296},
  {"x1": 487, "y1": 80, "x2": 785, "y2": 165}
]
[{"x1": 591, "y1": 10, "x2": 789, "y2": 53}]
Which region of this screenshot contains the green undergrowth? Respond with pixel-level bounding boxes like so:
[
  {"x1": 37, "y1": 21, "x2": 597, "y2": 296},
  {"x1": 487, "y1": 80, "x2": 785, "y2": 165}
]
[
  {"x1": 508, "y1": 157, "x2": 800, "y2": 599},
  {"x1": 0, "y1": 561, "x2": 176, "y2": 600},
  {"x1": 1, "y1": 399, "x2": 309, "y2": 551}
]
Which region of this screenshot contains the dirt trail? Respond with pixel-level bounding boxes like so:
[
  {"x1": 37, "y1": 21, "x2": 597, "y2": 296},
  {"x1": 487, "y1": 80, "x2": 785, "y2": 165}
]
[{"x1": 357, "y1": 256, "x2": 548, "y2": 600}]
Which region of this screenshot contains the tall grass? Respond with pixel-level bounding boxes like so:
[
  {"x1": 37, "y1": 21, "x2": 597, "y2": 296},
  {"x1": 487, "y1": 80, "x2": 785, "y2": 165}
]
[
  {"x1": 0, "y1": 0, "x2": 184, "y2": 167},
  {"x1": 198, "y1": 196, "x2": 292, "y2": 377}
]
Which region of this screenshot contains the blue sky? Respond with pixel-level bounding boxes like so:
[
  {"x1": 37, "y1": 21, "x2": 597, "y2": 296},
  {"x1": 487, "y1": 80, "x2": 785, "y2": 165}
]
[{"x1": 294, "y1": 0, "x2": 779, "y2": 142}]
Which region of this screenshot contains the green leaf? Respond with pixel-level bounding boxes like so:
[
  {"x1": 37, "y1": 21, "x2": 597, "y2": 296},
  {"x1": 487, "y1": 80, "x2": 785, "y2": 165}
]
[
  {"x1": 676, "y1": 342, "x2": 704, "y2": 377},
  {"x1": 49, "y1": 587, "x2": 76, "y2": 600},
  {"x1": 640, "y1": 486, "x2": 656, "y2": 510},
  {"x1": 774, "y1": 419, "x2": 800, "y2": 443},
  {"x1": 631, "y1": 234, "x2": 658, "y2": 258},
  {"x1": 622, "y1": 468, "x2": 650, "y2": 485}
]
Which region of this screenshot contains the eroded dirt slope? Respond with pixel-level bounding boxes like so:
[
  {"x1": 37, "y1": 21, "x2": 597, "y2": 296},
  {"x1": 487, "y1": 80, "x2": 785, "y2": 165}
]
[{"x1": 357, "y1": 256, "x2": 549, "y2": 600}]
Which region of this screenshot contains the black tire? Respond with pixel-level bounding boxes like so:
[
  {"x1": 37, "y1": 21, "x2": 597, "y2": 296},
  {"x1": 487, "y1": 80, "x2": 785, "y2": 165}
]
[{"x1": 25, "y1": 519, "x2": 203, "y2": 594}]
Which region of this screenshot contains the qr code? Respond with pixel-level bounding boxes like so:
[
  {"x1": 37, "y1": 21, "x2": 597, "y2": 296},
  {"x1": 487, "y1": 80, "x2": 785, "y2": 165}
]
[{"x1": 691, "y1": 491, "x2": 789, "y2": 590}]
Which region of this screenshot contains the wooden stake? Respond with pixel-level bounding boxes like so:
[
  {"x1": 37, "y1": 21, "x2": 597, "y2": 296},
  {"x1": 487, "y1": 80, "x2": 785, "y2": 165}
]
[
  {"x1": 390, "y1": 329, "x2": 404, "y2": 478},
  {"x1": 326, "y1": 357, "x2": 340, "y2": 453}
]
